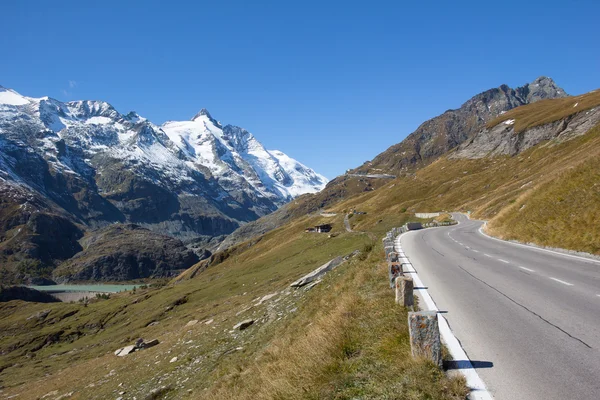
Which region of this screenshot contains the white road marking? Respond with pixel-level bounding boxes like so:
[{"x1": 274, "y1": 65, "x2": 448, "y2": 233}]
[
  {"x1": 519, "y1": 266, "x2": 535, "y2": 272},
  {"x1": 549, "y1": 277, "x2": 574, "y2": 286},
  {"x1": 477, "y1": 223, "x2": 600, "y2": 265},
  {"x1": 396, "y1": 233, "x2": 492, "y2": 400},
  {"x1": 498, "y1": 259, "x2": 510, "y2": 264},
  {"x1": 472, "y1": 249, "x2": 479, "y2": 253},
  {"x1": 484, "y1": 254, "x2": 492, "y2": 257}
]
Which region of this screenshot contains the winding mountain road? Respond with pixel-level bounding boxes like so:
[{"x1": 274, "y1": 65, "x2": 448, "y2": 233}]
[
  {"x1": 344, "y1": 214, "x2": 352, "y2": 232},
  {"x1": 401, "y1": 213, "x2": 600, "y2": 400}
]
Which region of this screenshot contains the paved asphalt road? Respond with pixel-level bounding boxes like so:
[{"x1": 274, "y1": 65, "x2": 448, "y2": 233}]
[{"x1": 401, "y1": 213, "x2": 600, "y2": 400}]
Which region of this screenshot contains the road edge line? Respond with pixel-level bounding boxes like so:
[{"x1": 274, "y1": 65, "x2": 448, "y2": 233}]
[
  {"x1": 477, "y1": 223, "x2": 600, "y2": 265},
  {"x1": 395, "y1": 231, "x2": 493, "y2": 400}
]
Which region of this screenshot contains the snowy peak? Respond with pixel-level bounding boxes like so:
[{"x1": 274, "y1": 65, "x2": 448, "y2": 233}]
[
  {"x1": 65, "y1": 100, "x2": 120, "y2": 120},
  {"x1": 193, "y1": 108, "x2": 212, "y2": 120},
  {"x1": 268, "y1": 150, "x2": 329, "y2": 197},
  {"x1": 0, "y1": 84, "x2": 328, "y2": 210},
  {"x1": 192, "y1": 108, "x2": 221, "y2": 127},
  {"x1": 162, "y1": 109, "x2": 328, "y2": 203},
  {"x1": 0, "y1": 86, "x2": 30, "y2": 106}
]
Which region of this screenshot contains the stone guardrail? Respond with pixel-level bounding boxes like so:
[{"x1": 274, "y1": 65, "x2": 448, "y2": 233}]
[
  {"x1": 415, "y1": 212, "x2": 440, "y2": 219},
  {"x1": 381, "y1": 220, "x2": 454, "y2": 367}
]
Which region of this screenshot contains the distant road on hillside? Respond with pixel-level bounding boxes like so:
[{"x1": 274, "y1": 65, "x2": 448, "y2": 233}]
[
  {"x1": 401, "y1": 213, "x2": 600, "y2": 400},
  {"x1": 344, "y1": 214, "x2": 352, "y2": 232},
  {"x1": 345, "y1": 173, "x2": 396, "y2": 179}
]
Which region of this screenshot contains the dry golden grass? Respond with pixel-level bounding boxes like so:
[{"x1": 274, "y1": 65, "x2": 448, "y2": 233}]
[
  {"x1": 1, "y1": 207, "x2": 467, "y2": 399},
  {"x1": 487, "y1": 89, "x2": 600, "y2": 133},
  {"x1": 4, "y1": 88, "x2": 600, "y2": 399},
  {"x1": 0, "y1": 213, "x2": 373, "y2": 399},
  {"x1": 314, "y1": 122, "x2": 600, "y2": 255},
  {"x1": 204, "y1": 244, "x2": 468, "y2": 400},
  {"x1": 489, "y1": 154, "x2": 600, "y2": 253},
  {"x1": 435, "y1": 213, "x2": 453, "y2": 223}
]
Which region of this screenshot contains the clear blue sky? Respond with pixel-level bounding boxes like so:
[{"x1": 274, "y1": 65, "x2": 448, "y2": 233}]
[{"x1": 1, "y1": 1, "x2": 598, "y2": 179}]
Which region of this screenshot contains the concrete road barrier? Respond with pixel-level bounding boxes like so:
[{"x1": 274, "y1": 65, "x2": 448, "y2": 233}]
[
  {"x1": 395, "y1": 276, "x2": 414, "y2": 307},
  {"x1": 408, "y1": 311, "x2": 442, "y2": 367},
  {"x1": 389, "y1": 262, "x2": 403, "y2": 288}
]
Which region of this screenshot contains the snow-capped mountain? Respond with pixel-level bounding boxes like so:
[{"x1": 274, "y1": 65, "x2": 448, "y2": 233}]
[
  {"x1": 161, "y1": 108, "x2": 327, "y2": 204},
  {"x1": 0, "y1": 85, "x2": 327, "y2": 256}
]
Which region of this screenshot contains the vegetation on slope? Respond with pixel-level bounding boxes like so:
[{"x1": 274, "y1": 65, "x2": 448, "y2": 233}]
[
  {"x1": 487, "y1": 89, "x2": 600, "y2": 133},
  {"x1": 205, "y1": 240, "x2": 467, "y2": 400},
  {"x1": 489, "y1": 125, "x2": 600, "y2": 253},
  {"x1": 3, "y1": 86, "x2": 599, "y2": 400},
  {"x1": 302, "y1": 121, "x2": 600, "y2": 255},
  {"x1": 0, "y1": 211, "x2": 467, "y2": 399}
]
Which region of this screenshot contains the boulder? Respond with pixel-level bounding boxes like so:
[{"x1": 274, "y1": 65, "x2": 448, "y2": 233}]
[
  {"x1": 185, "y1": 320, "x2": 199, "y2": 327},
  {"x1": 142, "y1": 339, "x2": 159, "y2": 348},
  {"x1": 290, "y1": 256, "x2": 344, "y2": 287},
  {"x1": 233, "y1": 319, "x2": 255, "y2": 331},
  {"x1": 116, "y1": 345, "x2": 136, "y2": 357}
]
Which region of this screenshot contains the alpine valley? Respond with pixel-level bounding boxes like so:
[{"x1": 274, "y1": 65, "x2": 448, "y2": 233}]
[{"x1": 0, "y1": 86, "x2": 327, "y2": 283}]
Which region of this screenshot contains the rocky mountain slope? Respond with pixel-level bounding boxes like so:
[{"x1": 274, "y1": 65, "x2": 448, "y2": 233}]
[
  {"x1": 53, "y1": 224, "x2": 200, "y2": 282},
  {"x1": 454, "y1": 90, "x2": 600, "y2": 158},
  {"x1": 218, "y1": 77, "x2": 570, "y2": 250},
  {"x1": 0, "y1": 86, "x2": 327, "y2": 282},
  {"x1": 324, "y1": 87, "x2": 600, "y2": 254},
  {"x1": 218, "y1": 81, "x2": 600, "y2": 260},
  {"x1": 2, "y1": 82, "x2": 599, "y2": 400},
  {"x1": 351, "y1": 76, "x2": 567, "y2": 174}
]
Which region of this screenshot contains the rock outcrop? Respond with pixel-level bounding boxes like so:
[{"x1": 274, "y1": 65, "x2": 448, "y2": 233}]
[
  {"x1": 290, "y1": 256, "x2": 344, "y2": 287},
  {"x1": 114, "y1": 338, "x2": 159, "y2": 356},
  {"x1": 453, "y1": 106, "x2": 600, "y2": 159},
  {"x1": 53, "y1": 224, "x2": 199, "y2": 282},
  {"x1": 351, "y1": 77, "x2": 567, "y2": 174},
  {"x1": 0, "y1": 286, "x2": 60, "y2": 303}
]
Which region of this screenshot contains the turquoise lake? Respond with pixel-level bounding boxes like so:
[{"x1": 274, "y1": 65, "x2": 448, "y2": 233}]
[{"x1": 28, "y1": 284, "x2": 139, "y2": 293}]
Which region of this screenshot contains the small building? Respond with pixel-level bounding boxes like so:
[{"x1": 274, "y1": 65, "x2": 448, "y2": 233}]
[
  {"x1": 305, "y1": 224, "x2": 332, "y2": 233},
  {"x1": 315, "y1": 224, "x2": 332, "y2": 233}
]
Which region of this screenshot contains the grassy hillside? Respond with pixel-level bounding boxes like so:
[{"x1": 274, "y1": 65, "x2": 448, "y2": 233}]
[
  {"x1": 487, "y1": 89, "x2": 600, "y2": 133},
  {"x1": 0, "y1": 212, "x2": 467, "y2": 399},
  {"x1": 488, "y1": 126, "x2": 600, "y2": 253},
  {"x1": 299, "y1": 120, "x2": 600, "y2": 256},
  {"x1": 3, "y1": 88, "x2": 600, "y2": 400}
]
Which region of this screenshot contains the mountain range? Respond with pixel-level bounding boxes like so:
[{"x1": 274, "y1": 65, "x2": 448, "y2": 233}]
[
  {"x1": 3, "y1": 76, "x2": 600, "y2": 399},
  {"x1": 0, "y1": 86, "x2": 327, "y2": 283},
  {"x1": 218, "y1": 77, "x2": 573, "y2": 249},
  {"x1": 351, "y1": 76, "x2": 567, "y2": 174}
]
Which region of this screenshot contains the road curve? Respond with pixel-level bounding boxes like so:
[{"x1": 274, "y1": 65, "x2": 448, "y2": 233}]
[
  {"x1": 401, "y1": 213, "x2": 600, "y2": 400},
  {"x1": 344, "y1": 214, "x2": 352, "y2": 232}
]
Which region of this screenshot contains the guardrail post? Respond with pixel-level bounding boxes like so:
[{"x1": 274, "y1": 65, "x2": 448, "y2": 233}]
[
  {"x1": 395, "y1": 275, "x2": 414, "y2": 307},
  {"x1": 389, "y1": 262, "x2": 402, "y2": 288},
  {"x1": 408, "y1": 311, "x2": 442, "y2": 367}
]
